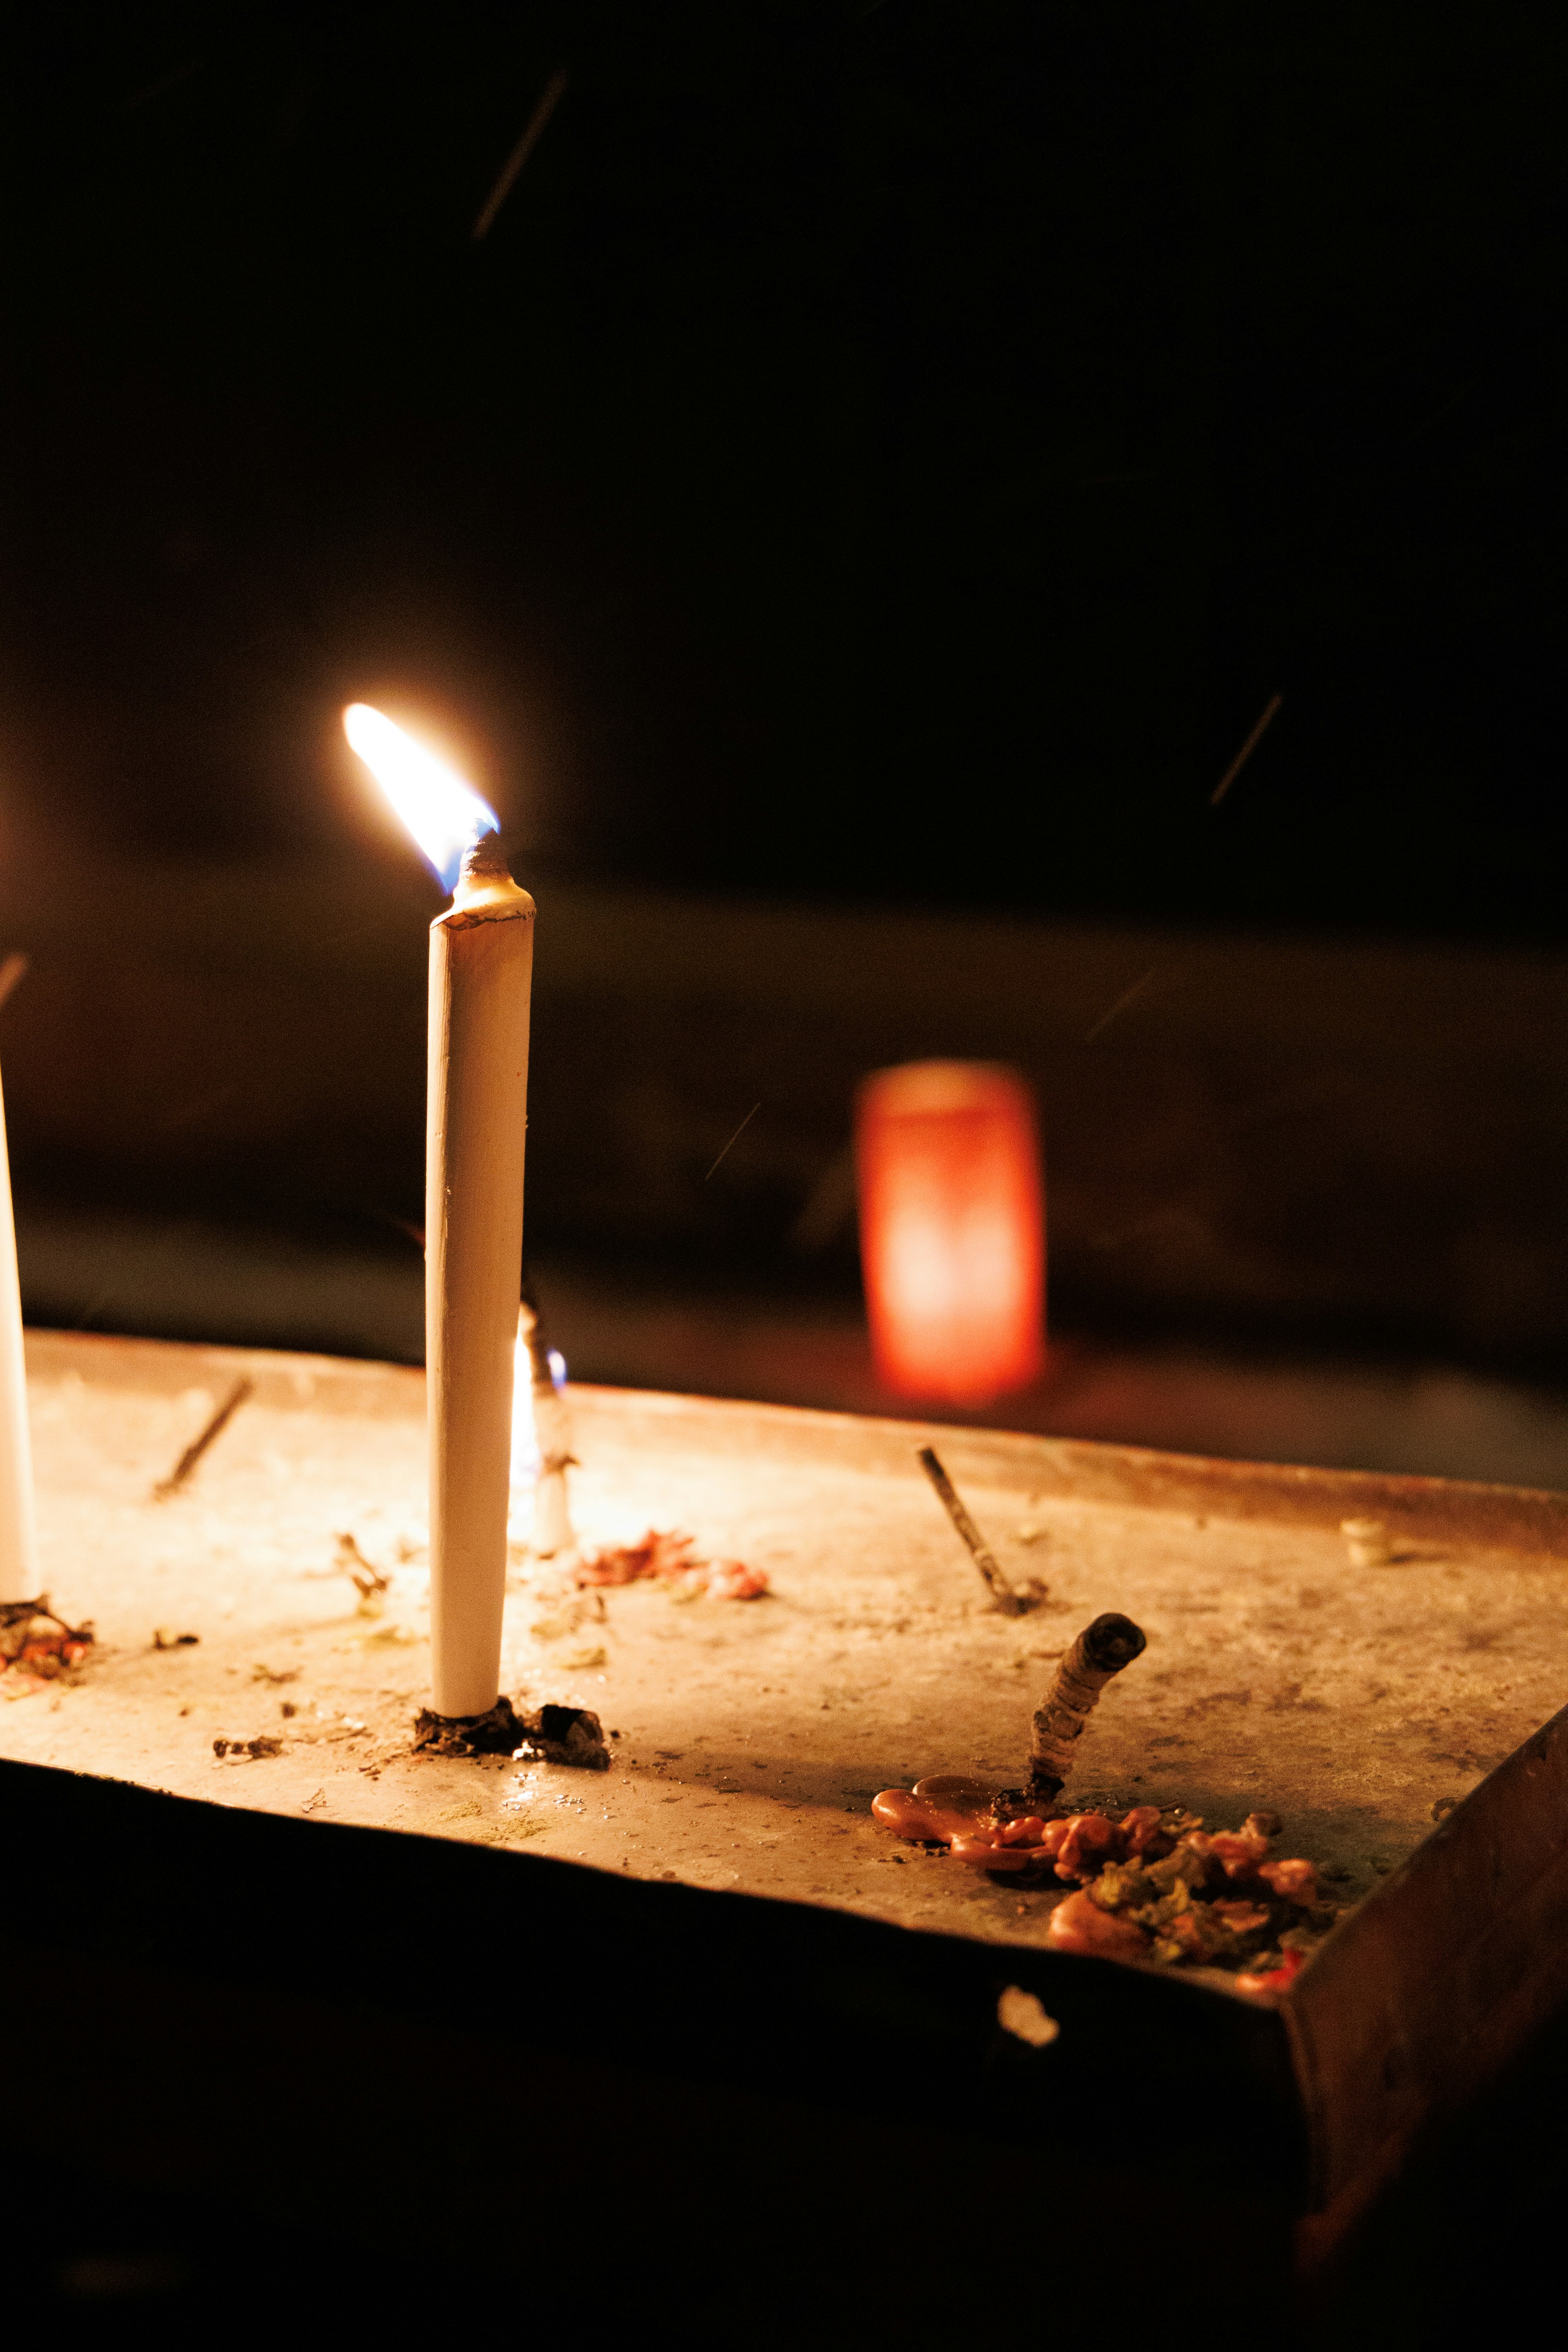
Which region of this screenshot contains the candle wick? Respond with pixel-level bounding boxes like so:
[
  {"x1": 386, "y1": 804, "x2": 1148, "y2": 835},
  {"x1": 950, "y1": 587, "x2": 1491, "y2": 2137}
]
[{"x1": 459, "y1": 829, "x2": 513, "y2": 883}]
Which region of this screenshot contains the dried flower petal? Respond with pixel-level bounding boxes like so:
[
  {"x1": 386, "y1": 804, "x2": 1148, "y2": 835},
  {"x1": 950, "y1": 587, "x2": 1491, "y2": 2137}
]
[
  {"x1": 1235, "y1": 1945, "x2": 1308, "y2": 1997},
  {"x1": 871, "y1": 1771, "x2": 1334, "y2": 1980},
  {"x1": 1210, "y1": 1899, "x2": 1271, "y2": 1937},
  {"x1": 1258, "y1": 1857, "x2": 1319, "y2": 1904},
  {"x1": 1046, "y1": 1890, "x2": 1151, "y2": 1959},
  {"x1": 1087, "y1": 1861, "x2": 1155, "y2": 1913},
  {"x1": 704, "y1": 1560, "x2": 770, "y2": 1600},
  {"x1": 575, "y1": 1530, "x2": 698, "y2": 1586},
  {"x1": 575, "y1": 1532, "x2": 766, "y2": 1599},
  {"x1": 0, "y1": 1597, "x2": 94, "y2": 1688},
  {"x1": 1207, "y1": 1827, "x2": 1271, "y2": 1879}
]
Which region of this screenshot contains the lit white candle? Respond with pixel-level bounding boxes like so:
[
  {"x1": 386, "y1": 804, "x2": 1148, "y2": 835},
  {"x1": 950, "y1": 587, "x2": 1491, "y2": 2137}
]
[
  {"x1": 0, "y1": 1050, "x2": 38, "y2": 1601},
  {"x1": 345, "y1": 705, "x2": 534, "y2": 1719}
]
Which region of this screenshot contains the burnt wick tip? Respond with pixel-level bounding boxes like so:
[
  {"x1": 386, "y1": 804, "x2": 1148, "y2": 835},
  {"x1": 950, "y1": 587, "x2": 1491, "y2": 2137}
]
[
  {"x1": 460, "y1": 828, "x2": 513, "y2": 883},
  {"x1": 1080, "y1": 1612, "x2": 1147, "y2": 1674}
]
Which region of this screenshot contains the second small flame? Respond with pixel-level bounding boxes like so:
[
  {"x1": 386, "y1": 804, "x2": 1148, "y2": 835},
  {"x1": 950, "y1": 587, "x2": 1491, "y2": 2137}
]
[{"x1": 511, "y1": 1327, "x2": 567, "y2": 1490}]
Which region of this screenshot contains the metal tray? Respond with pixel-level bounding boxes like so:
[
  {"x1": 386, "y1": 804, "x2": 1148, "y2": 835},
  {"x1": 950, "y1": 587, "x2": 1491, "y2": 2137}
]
[{"x1": 6, "y1": 1327, "x2": 1566, "y2": 2257}]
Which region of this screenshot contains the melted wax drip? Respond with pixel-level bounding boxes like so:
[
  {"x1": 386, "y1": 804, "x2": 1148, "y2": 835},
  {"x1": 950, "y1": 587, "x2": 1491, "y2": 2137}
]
[{"x1": 871, "y1": 1777, "x2": 1323, "y2": 1991}]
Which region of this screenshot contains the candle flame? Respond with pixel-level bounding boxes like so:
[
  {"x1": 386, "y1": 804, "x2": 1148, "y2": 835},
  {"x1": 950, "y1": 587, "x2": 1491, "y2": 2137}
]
[
  {"x1": 509, "y1": 1332, "x2": 568, "y2": 1491},
  {"x1": 343, "y1": 703, "x2": 500, "y2": 894}
]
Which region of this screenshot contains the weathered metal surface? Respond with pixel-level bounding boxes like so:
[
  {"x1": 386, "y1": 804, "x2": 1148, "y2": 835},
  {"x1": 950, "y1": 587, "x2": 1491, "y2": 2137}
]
[
  {"x1": 1289, "y1": 1702, "x2": 1568, "y2": 2213},
  {"x1": 7, "y1": 1325, "x2": 1567, "y2": 2223}
]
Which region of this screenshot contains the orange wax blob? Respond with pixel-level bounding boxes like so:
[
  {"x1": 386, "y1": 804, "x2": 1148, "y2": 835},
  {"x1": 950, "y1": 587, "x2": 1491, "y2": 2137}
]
[
  {"x1": 1045, "y1": 1890, "x2": 1151, "y2": 1959},
  {"x1": 855, "y1": 1062, "x2": 1044, "y2": 1403},
  {"x1": 873, "y1": 1776, "x2": 996, "y2": 1844}
]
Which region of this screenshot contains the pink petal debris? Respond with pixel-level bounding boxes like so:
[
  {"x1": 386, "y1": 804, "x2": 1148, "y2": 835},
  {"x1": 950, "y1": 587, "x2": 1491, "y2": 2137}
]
[
  {"x1": 0, "y1": 1601, "x2": 94, "y2": 1695},
  {"x1": 575, "y1": 1530, "x2": 699, "y2": 1586},
  {"x1": 1235, "y1": 1945, "x2": 1308, "y2": 1996},
  {"x1": 574, "y1": 1530, "x2": 769, "y2": 1599},
  {"x1": 1258, "y1": 1856, "x2": 1319, "y2": 1903},
  {"x1": 872, "y1": 1778, "x2": 1326, "y2": 1985},
  {"x1": 699, "y1": 1559, "x2": 770, "y2": 1600}
]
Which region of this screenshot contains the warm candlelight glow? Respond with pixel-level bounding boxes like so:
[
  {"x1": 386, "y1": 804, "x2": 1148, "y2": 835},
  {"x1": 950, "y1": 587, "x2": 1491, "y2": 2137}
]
[
  {"x1": 855, "y1": 1060, "x2": 1044, "y2": 1404},
  {"x1": 511, "y1": 1325, "x2": 540, "y2": 1488},
  {"x1": 343, "y1": 702, "x2": 500, "y2": 892},
  {"x1": 510, "y1": 1331, "x2": 566, "y2": 1490}
]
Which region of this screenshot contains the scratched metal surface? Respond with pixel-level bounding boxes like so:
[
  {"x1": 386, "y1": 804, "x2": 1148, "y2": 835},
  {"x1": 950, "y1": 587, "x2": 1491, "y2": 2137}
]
[{"x1": 6, "y1": 1329, "x2": 1564, "y2": 1967}]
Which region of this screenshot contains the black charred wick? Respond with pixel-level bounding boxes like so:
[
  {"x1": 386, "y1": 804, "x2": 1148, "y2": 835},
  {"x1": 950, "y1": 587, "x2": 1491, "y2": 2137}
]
[{"x1": 459, "y1": 829, "x2": 513, "y2": 886}]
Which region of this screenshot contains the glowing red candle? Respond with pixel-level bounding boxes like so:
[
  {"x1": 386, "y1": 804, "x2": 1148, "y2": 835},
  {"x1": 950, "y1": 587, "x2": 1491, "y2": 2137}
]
[{"x1": 855, "y1": 1061, "x2": 1044, "y2": 1404}]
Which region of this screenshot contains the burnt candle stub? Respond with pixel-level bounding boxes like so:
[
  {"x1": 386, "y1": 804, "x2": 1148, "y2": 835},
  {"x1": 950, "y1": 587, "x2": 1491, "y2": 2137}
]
[{"x1": 1028, "y1": 1610, "x2": 1147, "y2": 1797}]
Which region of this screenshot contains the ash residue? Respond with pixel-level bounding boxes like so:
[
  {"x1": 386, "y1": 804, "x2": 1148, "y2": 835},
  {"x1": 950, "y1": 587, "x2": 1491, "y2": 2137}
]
[
  {"x1": 413, "y1": 1695, "x2": 530, "y2": 1757},
  {"x1": 413, "y1": 1697, "x2": 611, "y2": 1769},
  {"x1": 512, "y1": 1704, "x2": 611, "y2": 1770}
]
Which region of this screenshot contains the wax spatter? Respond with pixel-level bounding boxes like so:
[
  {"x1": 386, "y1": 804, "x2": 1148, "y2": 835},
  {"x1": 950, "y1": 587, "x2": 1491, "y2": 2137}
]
[{"x1": 870, "y1": 1780, "x2": 1335, "y2": 1985}]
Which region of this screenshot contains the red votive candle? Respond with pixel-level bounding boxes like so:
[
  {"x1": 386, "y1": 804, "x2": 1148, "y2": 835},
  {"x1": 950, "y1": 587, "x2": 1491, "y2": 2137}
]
[{"x1": 855, "y1": 1060, "x2": 1044, "y2": 1404}]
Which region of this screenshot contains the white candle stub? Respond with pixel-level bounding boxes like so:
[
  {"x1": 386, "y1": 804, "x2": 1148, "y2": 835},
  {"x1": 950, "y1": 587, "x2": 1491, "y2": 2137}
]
[{"x1": 1341, "y1": 1517, "x2": 1392, "y2": 1568}]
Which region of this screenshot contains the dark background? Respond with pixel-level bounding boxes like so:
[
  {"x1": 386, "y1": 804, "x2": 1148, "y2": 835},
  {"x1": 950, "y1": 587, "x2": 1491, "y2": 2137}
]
[
  {"x1": 5, "y1": 0, "x2": 1564, "y2": 936},
  {"x1": 7, "y1": 27, "x2": 1566, "y2": 2328},
  {"x1": 4, "y1": 0, "x2": 1568, "y2": 1478}
]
